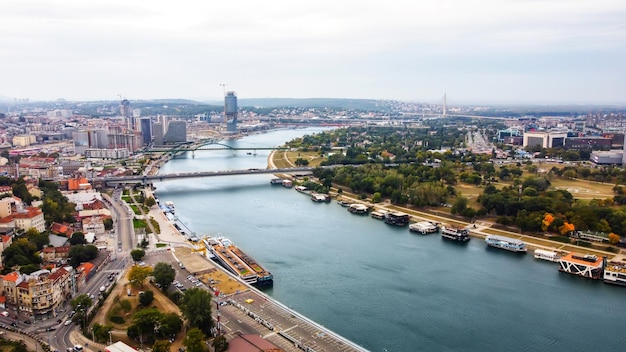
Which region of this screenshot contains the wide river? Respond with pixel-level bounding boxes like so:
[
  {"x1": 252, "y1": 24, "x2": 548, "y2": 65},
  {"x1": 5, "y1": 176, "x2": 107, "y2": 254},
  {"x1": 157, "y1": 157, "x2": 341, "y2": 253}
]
[{"x1": 155, "y1": 128, "x2": 625, "y2": 352}]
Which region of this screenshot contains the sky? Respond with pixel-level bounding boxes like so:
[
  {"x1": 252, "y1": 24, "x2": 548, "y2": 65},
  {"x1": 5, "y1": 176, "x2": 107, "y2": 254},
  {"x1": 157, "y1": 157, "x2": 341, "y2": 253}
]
[{"x1": 1, "y1": 0, "x2": 625, "y2": 105}]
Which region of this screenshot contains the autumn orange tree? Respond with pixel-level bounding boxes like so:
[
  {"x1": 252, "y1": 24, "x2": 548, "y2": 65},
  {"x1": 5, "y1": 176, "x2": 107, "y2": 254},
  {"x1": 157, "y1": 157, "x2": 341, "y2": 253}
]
[{"x1": 608, "y1": 233, "x2": 621, "y2": 245}]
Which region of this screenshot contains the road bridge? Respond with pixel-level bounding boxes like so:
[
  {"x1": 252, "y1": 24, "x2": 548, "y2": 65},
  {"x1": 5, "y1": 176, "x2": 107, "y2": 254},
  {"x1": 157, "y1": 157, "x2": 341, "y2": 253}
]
[{"x1": 91, "y1": 167, "x2": 316, "y2": 186}]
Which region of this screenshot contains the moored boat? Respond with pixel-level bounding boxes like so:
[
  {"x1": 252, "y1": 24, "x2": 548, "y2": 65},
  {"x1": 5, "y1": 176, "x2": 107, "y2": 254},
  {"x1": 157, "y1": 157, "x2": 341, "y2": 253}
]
[
  {"x1": 311, "y1": 192, "x2": 331, "y2": 202},
  {"x1": 409, "y1": 221, "x2": 440, "y2": 234},
  {"x1": 204, "y1": 236, "x2": 273, "y2": 286},
  {"x1": 533, "y1": 249, "x2": 560, "y2": 262},
  {"x1": 558, "y1": 252, "x2": 603, "y2": 280},
  {"x1": 603, "y1": 261, "x2": 626, "y2": 286},
  {"x1": 485, "y1": 235, "x2": 527, "y2": 252},
  {"x1": 371, "y1": 210, "x2": 388, "y2": 220},
  {"x1": 441, "y1": 226, "x2": 470, "y2": 242},
  {"x1": 270, "y1": 178, "x2": 283, "y2": 185},
  {"x1": 384, "y1": 211, "x2": 410, "y2": 226},
  {"x1": 348, "y1": 203, "x2": 368, "y2": 214}
]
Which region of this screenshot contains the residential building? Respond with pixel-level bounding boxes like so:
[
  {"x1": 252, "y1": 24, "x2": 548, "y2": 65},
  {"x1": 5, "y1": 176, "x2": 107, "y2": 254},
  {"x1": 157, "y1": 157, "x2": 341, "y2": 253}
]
[
  {"x1": 41, "y1": 246, "x2": 71, "y2": 263},
  {"x1": 12, "y1": 135, "x2": 36, "y2": 147},
  {"x1": 82, "y1": 216, "x2": 105, "y2": 235},
  {"x1": 12, "y1": 207, "x2": 46, "y2": 233}
]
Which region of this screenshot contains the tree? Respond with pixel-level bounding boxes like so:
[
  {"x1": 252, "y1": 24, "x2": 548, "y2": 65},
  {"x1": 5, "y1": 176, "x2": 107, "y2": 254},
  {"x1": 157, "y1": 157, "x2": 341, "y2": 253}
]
[
  {"x1": 212, "y1": 334, "x2": 229, "y2": 352},
  {"x1": 145, "y1": 196, "x2": 157, "y2": 208},
  {"x1": 159, "y1": 313, "x2": 183, "y2": 338},
  {"x1": 128, "y1": 265, "x2": 153, "y2": 288},
  {"x1": 26, "y1": 228, "x2": 49, "y2": 250},
  {"x1": 183, "y1": 328, "x2": 206, "y2": 352},
  {"x1": 68, "y1": 245, "x2": 99, "y2": 267},
  {"x1": 92, "y1": 323, "x2": 113, "y2": 344},
  {"x1": 153, "y1": 262, "x2": 176, "y2": 290},
  {"x1": 180, "y1": 288, "x2": 214, "y2": 335},
  {"x1": 139, "y1": 290, "x2": 154, "y2": 306},
  {"x1": 71, "y1": 294, "x2": 93, "y2": 329},
  {"x1": 103, "y1": 218, "x2": 114, "y2": 230},
  {"x1": 294, "y1": 158, "x2": 309, "y2": 166},
  {"x1": 608, "y1": 233, "x2": 621, "y2": 245},
  {"x1": 70, "y1": 232, "x2": 87, "y2": 245},
  {"x1": 131, "y1": 249, "x2": 146, "y2": 262},
  {"x1": 451, "y1": 197, "x2": 468, "y2": 215},
  {"x1": 152, "y1": 340, "x2": 171, "y2": 352}
]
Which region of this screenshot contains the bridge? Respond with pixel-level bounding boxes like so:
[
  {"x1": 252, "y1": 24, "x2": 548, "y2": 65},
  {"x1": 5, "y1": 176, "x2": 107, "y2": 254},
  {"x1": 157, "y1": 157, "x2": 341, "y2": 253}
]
[
  {"x1": 143, "y1": 139, "x2": 290, "y2": 158},
  {"x1": 91, "y1": 167, "x2": 316, "y2": 186}
]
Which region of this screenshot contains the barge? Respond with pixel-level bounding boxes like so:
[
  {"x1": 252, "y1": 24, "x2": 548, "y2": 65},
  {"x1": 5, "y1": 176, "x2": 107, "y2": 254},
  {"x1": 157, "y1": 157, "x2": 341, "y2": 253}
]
[
  {"x1": 533, "y1": 249, "x2": 561, "y2": 262},
  {"x1": 270, "y1": 178, "x2": 283, "y2": 185},
  {"x1": 204, "y1": 236, "x2": 273, "y2": 286},
  {"x1": 409, "y1": 221, "x2": 439, "y2": 234},
  {"x1": 485, "y1": 235, "x2": 527, "y2": 252},
  {"x1": 441, "y1": 226, "x2": 470, "y2": 242},
  {"x1": 384, "y1": 211, "x2": 410, "y2": 226},
  {"x1": 558, "y1": 252, "x2": 603, "y2": 280}
]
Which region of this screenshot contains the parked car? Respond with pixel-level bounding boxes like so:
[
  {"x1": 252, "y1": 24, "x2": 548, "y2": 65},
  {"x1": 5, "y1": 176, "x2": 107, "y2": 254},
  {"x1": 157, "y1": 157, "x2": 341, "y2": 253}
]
[{"x1": 1, "y1": 311, "x2": 8, "y2": 317}]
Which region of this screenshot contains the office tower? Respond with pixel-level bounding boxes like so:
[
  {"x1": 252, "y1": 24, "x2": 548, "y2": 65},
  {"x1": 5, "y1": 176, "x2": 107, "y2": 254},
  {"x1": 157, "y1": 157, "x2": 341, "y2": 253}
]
[
  {"x1": 140, "y1": 117, "x2": 152, "y2": 146},
  {"x1": 163, "y1": 120, "x2": 187, "y2": 143},
  {"x1": 153, "y1": 122, "x2": 163, "y2": 146},
  {"x1": 72, "y1": 131, "x2": 89, "y2": 155},
  {"x1": 120, "y1": 99, "x2": 135, "y2": 131},
  {"x1": 225, "y1": 91, "x2": 238, "y2": 133}
]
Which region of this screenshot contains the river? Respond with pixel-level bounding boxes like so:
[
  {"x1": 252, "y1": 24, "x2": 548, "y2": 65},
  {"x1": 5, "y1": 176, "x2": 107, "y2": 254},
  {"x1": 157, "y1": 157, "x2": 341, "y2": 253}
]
[{"x1": 155, "y1": 128, "x2": 626, "y2": 352}]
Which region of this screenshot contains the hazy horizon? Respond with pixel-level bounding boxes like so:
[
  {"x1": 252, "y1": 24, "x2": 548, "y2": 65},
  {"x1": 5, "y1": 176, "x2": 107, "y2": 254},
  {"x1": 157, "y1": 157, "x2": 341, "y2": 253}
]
[{"x1": 2, "y1": 1, "x2": 625, "y2": 105}]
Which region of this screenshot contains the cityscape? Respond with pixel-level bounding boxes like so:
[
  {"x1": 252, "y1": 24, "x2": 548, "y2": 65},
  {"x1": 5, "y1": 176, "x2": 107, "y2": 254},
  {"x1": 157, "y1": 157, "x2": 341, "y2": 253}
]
[{"x1": 1, "y1": 0, "x2": 625, "y2": 351}]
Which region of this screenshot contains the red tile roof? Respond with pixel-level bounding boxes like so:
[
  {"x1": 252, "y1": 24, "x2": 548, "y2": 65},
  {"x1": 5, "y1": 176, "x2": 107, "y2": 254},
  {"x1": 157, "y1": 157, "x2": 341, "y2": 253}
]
[{"x1": 1, "y1": 272, "x2": 20, "y2": 283}]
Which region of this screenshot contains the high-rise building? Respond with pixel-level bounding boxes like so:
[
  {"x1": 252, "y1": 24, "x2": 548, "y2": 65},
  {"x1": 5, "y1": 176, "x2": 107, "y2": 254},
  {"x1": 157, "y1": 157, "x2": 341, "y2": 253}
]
[
  {"x1": 163, "y1": 120, "x2": 187, "y2": 144},
  {"x1": 73, "y1": 131, "x2": 89, "y2": 155},
  {"x1": 225, "y1": 91, "x2": 238, "y2": 133},
  {"x1": 139, "y1": 118, "x2": 152, "y2": 146},
  {"x1": 120, "y1": 99, "x2": 135, "y2": 131},
  {"x1": 153, "y1": 122, "x2": 164, "y2": 146}
]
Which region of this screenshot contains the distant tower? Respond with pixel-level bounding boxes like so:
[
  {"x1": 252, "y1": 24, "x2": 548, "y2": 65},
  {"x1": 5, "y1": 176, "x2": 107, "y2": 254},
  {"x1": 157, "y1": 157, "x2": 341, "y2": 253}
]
[
  {"x1": 225, "y1": 91, "x2": 238, "y2": 133},
  {"x1": 139, "y1": 117, "x2": 152, "y2": 146},
  {"x1": 442, "y1": 93, "x2": 447, "y2": 118},
  {"x1": 120, "y1": 99, "x2": 134, "y2": 131}
]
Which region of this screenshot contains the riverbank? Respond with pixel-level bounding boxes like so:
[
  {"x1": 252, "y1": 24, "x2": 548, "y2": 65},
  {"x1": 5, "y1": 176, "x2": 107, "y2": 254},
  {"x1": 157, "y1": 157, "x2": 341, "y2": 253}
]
[{"x1": 268, "y1": 151, "x2": 622, "y2": 260}]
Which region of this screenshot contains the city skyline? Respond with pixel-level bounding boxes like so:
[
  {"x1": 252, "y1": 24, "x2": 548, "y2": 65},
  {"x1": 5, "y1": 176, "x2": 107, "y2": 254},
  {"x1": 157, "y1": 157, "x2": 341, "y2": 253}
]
[{"x1": 1, "y1": 0, "x2": 625, "y2": 105}]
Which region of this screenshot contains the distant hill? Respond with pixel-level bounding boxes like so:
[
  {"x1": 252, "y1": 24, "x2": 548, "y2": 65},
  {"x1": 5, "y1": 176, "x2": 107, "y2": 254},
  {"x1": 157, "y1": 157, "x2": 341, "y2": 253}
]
[{"x1": 236, "y1": 98, "x2": 386, "y2": 110}]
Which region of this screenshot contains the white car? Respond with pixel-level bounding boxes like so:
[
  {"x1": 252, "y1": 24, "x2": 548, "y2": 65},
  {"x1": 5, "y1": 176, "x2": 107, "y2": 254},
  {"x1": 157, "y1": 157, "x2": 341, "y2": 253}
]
[
  {"x1": 64, "y1": 320, "x2": 72, "y2": 326},
  {"x1": 1, "y1": 311, "x2": 8, "y2": 317}
]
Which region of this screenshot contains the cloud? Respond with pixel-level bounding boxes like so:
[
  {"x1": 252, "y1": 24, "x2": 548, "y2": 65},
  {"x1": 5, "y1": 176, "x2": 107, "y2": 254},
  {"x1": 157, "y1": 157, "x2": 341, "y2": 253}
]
[{"x1": 0, "y1": 0, "x2": 624, "y2": 103}]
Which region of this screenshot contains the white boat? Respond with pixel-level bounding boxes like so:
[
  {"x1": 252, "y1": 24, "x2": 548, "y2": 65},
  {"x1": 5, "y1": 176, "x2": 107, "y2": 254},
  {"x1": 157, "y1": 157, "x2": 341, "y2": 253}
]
[
  {"x1": 440, "y1": 226, "x2": 470, "y2": 242},
  {"x1": 485, "y1": 235, "x2": 527, "y2": 252},
  {"x1": 370, "y1": 210, "x2": 388, "y2": 220},
  {"x1": 533, "y1": 249, "x2": 560, "y2": 262},
  {"x1": 603, "y1": 261, "x2": 626, "y2": 286},
  {"x1": 409, "y1": 221, "x2": 439, "y2": 234},
  {"x1": 348, "y1": 203, "x2": 368, "y2": 214}
]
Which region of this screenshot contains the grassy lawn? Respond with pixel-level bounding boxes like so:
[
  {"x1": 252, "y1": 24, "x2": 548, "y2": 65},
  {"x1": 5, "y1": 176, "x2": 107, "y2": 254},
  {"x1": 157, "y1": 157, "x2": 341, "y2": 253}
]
[
  {"x1": 129, "y1": 204, "x2": 141, "y2": 215},
  {"x1": 549, "y1": 178, "x2": 615, "y2": 199},
  {"x1": 133, "y1": 218, "x2": 147, "y2": 229}
]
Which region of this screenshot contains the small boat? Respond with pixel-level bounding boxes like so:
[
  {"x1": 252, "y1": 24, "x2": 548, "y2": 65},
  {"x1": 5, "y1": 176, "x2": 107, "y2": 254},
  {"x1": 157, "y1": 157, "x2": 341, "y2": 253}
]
[
  {"x1": 348, "y1": 203, "x2": 368, "y2": 214},
  {"x1": 337, "y1": 200, "x2": 351, "y2": 207},
  {"x1": 533, "y1": 249, "x2": 560, "y2": 262},
  {"x1": 409, "y1": 221, "x2": 440, "y2": 234}
]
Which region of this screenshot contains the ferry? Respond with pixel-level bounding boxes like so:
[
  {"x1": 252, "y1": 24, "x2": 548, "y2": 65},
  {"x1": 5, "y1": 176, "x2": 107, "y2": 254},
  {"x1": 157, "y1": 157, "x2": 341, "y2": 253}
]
[
  {"x1": 370, "y1": 209, "x2": 388, "y2": 220},
  {"x1": 409, "y1": 221, "x2": 439, "y2": 234},
  {"x1": 533, "y1": 249, "x2": 561, "y2": 262},
  {"x1": 204, "y1": 236, "x2": 273, "y2": 286},
  {"x1": 603, "y1": 261, "x2": 626, "y2": 286},
  {"x1": 485, "y1": 235, "x2": 527, "y2": 252},
  {"x1": 440, "y1": 226, "x2": 470, "y2": 242},
  {"x1": 384, "y1": 211, "x2": 410, "y2": 226},
  {"x1": 558, "y1": 252, "x2": 603, "y2": 280},
  {"x1": 348, "y1": 203, "x2": 369, "y2": 215}
]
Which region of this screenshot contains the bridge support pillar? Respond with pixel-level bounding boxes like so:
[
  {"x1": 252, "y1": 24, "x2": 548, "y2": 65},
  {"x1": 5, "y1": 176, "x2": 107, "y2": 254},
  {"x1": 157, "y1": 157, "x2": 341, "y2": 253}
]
[{"x1": 192, "y1": 150, "x2": 195, "y2": 159}]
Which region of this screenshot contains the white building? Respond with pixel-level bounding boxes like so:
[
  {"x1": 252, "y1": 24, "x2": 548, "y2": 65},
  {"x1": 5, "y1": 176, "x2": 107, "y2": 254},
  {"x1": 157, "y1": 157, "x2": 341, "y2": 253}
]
[{"x1": 523, "y1": 131, "x2": 568, "y2": 148}]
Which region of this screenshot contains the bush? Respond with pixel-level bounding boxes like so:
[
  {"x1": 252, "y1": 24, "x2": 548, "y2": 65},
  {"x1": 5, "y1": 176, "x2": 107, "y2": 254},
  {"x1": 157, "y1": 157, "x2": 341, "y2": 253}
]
[
  {"x1": 605, "y1": 246, "x2": 619, "y2": 253},
  {"x1": 110, "y1": 316, "x2": 125, "y2": 324},
  {"x1": 573, "y1": 240, "x2": 592, "y2": 247},
  {"x1": 119, "y1": 299, "x2": 132, "y2": 311},
  {"x1": 551, "y1": 236, "x2": 572, "y2": 244},
  {"x1": 155, "y1": 243, "x2": 167, "y2": 248}
]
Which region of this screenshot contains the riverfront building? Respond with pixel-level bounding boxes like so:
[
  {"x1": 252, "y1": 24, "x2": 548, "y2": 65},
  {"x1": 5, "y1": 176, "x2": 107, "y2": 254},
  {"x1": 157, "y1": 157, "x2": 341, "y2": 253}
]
[{"x1": 163, "y1": 120, "x2": 187, "y2": 143}]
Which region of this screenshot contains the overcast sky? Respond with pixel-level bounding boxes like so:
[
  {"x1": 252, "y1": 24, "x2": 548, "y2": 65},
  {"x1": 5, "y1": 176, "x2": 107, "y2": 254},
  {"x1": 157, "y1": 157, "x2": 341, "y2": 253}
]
[{"x1": 1, "y1": 0, "x2": 625, "y2": 104}]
